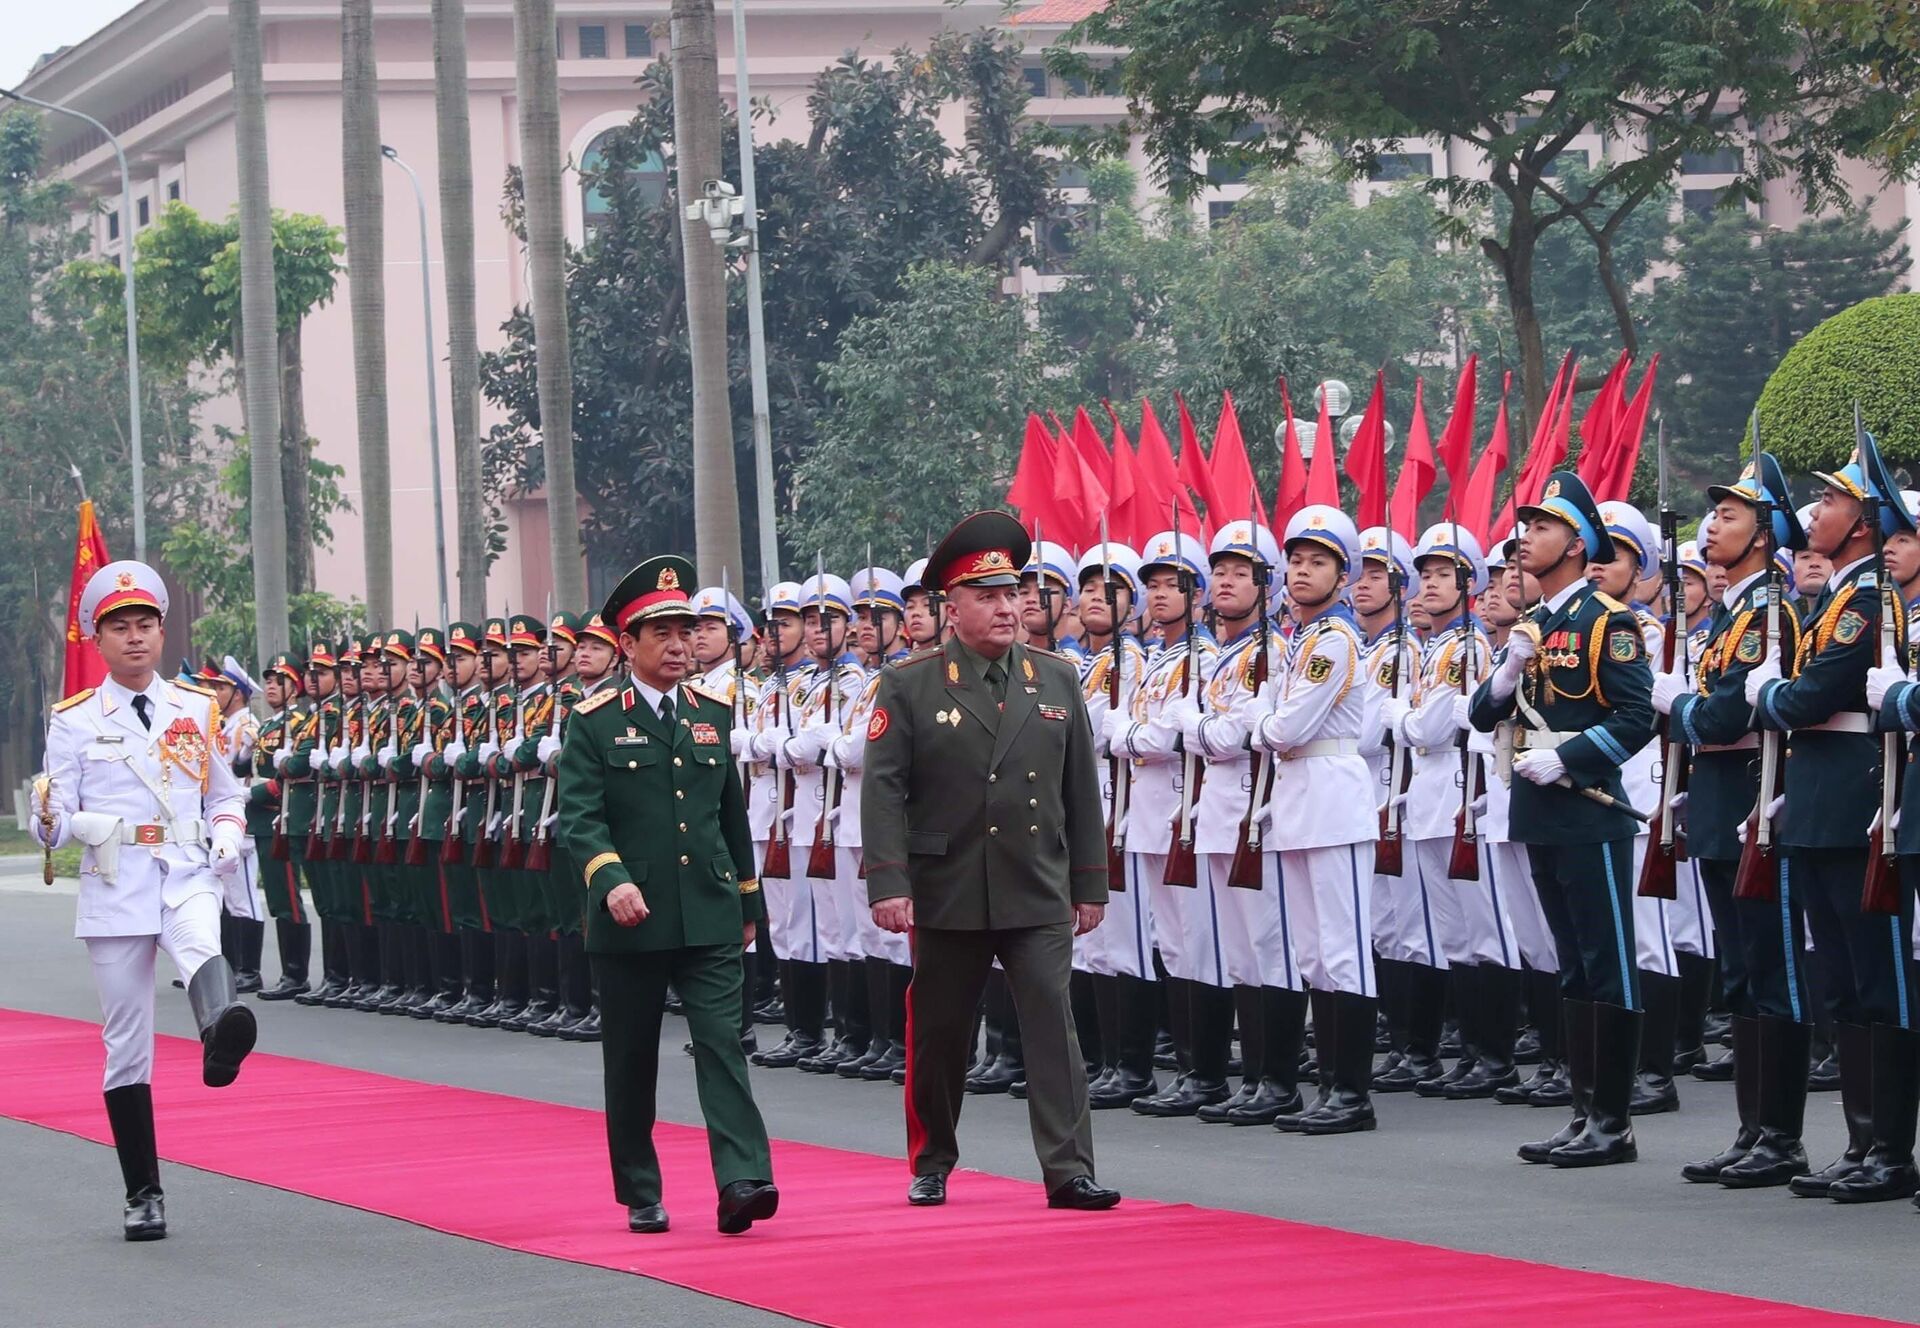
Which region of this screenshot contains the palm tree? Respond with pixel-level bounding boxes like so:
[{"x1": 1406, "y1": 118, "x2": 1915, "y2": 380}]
[
  {"x1": 342, "y1": 0, "x2": 393, "y2": 624},
  {"x1": 670, "y1": 0, "x2": 745, "y2": 589},
  {"x1": 231, "y1": 0, "x2": 290, "y2": 659},
  {"x1": 513, "y1": 0, "x2": 585, "y2": 607},
  {"x1": 432, "y1": 0, "x2": 489, "y2": 622}
]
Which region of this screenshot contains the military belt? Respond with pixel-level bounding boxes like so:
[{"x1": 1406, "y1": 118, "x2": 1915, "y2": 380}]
[
  {"x1": 1280, "y1": 738, "x2": 1359, "y2": 761},
  {"x1": 1512, "y1": 728, "x2": 1577, "y2": 752},
  {"x1": 1797, "y1": 712, "x2": 1872, "y2": 735},
  {"x1": 1694, "y1": 735, "x2": 1758, "y2": 753}
]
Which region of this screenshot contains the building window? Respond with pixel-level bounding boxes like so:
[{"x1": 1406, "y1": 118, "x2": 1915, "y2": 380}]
[
  {"x1": 167, "y1": 181, "x2": 181, "y2": 202},
  {"x1": 624, "y1": 24, "x2": 652, "y2": 57},
  {"x1": 1682, "y1": 187, "x2": 1728, "y2": 220},
  {"x1": 582, "y1": 130, "x2": 668, "y2": 230},
  {"x1": 1539, "y1": 149, "x2": 1590, "y2": 178},
  {"x1": 1370, "y1": 152, "x2": 1433, "y2": 182},
  {"x1": 107, "y1": 210, "x2": 119, "y2": 240},
  {"x1": 137, "y1": 197, "x2": 151, "y2": 227},
  {"x1": 578, "y1": 24, "x2": 607, "y2": 58},
  {"x1": 1051, "y1": 158, "x2": 1090, "y2": 190},
  {"x1": 1020, "y1": 63, "x2": 1049, "y2": 98},
  {"x1": 1682, "y1": 144, "x2": 1742, "y2": 175},
  {"x1": 1208, "y1": 200, "x2": 1237, "y2": 228}
]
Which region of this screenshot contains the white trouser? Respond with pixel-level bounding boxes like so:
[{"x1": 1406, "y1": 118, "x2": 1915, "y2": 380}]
[
  {"x1": 805, "y1": 848, "x2": 857, "y2": 963},
  {"x1": 227, "y1": 846, "x2": 264, "y2": 922},
  {"x1": 1629, "y1": 836, "x2": 1677, "y2": 976},
  {"x1": 1376, "y1": 838, "x2": 1450, "y2": 968},
  {"x1": 846, "y1": 848, "x2": 910, "y2": 966},
  {"x1": 1485, "y1": 840, "x2": 1557, "y2": 971},
  {"x1": 758, "y1": 844, "x2": 822, "y2": 964},
  {"x1": 1146, "y1": 857, "x2": 1220, "y2": 985},
  {"x1": 1278, "y1": 843, "x2": 1376, "y2": 997},
  {"x1": 86, "y1": 891, "x2": 222, "y2": 1091},
  {"x1": 1088, "y1": 854, "x2": 1157, "y2": 980},
  {"x1": 1667, "y1": 856, "x2": 1715, "y2": 959},
  {"x1": 1410, "y1": 837, "x2": 1518, "y2": 969},
  {"x1": 1202, "y1": 852, "x2": 1303, "y2": 991}
]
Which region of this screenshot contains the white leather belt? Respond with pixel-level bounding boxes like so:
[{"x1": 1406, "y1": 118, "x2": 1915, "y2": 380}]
[
  {"x1": 1281, "y1": 738, "x2": 1359, "y2": 761},
  {"x1": 1799, "y1": 713, "x2": 1872, "y2": 735},
  {"x1": 1695, "y1": 735, "x2": 1759, "y2": 753},
  {"x1": 1513, "y1": 729, "x2": 1577, "y2": 751},
  {"x1": 120, "y1": 818, "x2": 206, "y2": 846}
]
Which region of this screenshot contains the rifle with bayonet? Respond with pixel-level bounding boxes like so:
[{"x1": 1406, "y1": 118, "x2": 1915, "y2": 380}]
[
  {"x1": 1228, "y1": 499, "x2": 1272, "y2": 889},
  {"x1": 1447, "y1": 518, "x2": 1484, "y2": 881},
  {"x1": 1165, "y1": 501, "x2": 1201, "y2": 889},
  {"x1": 1864, "y1": 406, "x2": 1905, "y2": 916},
  {"x1": 1101, "y1": 515, "x2": 1129, "y2": 894},
  {"x1": 1733, "y1": 497, "x2": 1784, "y2": 902},
  {"x1": 807, "y1": 554, "x2": 842, "y2": 880},
  {"x1": 1639, "y1": 418, "x2": 1686, "y2": 899},
  {"x1": 1377, "y1": 561, "x2": 1409, "y2": 877},
  {"x1": 763, "y1": 595, "x2": 796, "y2": 880},
  {"x1": 473, "y1": 610, "x2": 509, "y2": 869},
  {"x1": 500, "y1": 600, "x2": 543, "y2": 871},
  {"x1": 270, "y1": 640, "x2": 305, "y2": 861}
]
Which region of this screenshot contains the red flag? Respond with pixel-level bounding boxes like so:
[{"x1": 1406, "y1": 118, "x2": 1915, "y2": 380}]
[
  {"x1": 1436, "y1": 355, "x2": 1478, "y2": 517},
  {"x1": 1304, "y1": 380, "x2": 1342, "y2": 508},
  {"x1": 1344, "y1": 371, "x2": 1389, "y2": 530},
  {"x1": 1135, "y1": 398, "x2": 1200, "y2": 539},
  {"x1": 1592, "y1": 355, "x2": 1661, "y2": 504},
  {"x1": 1069, "y1": 406, "x2": 1113, "y2": 503},
  {"x1": 1206, "y1": 391, "x2": 1268, "y2": 529},
  {"x1": 1389, "y1": 378, "x2": 1434, "y2": 539},
  {"x1": 1274, "y1": 378, "x2": 1308, "y2": 526},
  {"x1": 1461, "y1": 374, "x2": 1514, "y2": 550},
  {"x1": 1006, "y1": 414, "x2": 1059, "y2": 526},
  {"x1": 1050, "y1": 430, "x2": 1093, "y2": 549},
  {"x1": 1174, "y1": 392, "x2": 1220, "y2": 533},
  {"x1": 1575, "y1": 351, "x2": 1632, "y2": 487},
  {"x1": 64, "y1": 499, "x2": 112, "y2": 699},
  {"x1": 1103, "y1": 401, "x2": 1146, "y2": 546}
]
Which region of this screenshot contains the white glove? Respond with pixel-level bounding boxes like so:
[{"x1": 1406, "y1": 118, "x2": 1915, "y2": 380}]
[
  {"x1": 445, "y1": 738, "x2": 468, "y2": 764},
  {"x1": 1164, "y1": 694, "x2": 1202, "y2": 746},
  {"x1": 211, "y1": 826, "x2": 244, "y2": 878},
  {"x1": 1766, "y1": 794, "x2": 1785, "y2": 823},
  {"x1": 352, "y1": 742, "x2": 371, "y2": 765},
  {"x1": 731, "y1": 727, "x2": 756, "y2": 761},
  {"x1": 1451, "y1": 693, "x2": 1472, "y2": 732},
  {"x1": 1743, "y1": 653, "x2": 1782, "y2": 706},
  {"x1": 536, "y1": 734, "x2": 561, "y2": 764},
  {"x1": 1470, "y1": 792, "x2": 1488, "y2": 818},
  {"x1": 273, "y1": 748, "x2": 293, "y2": 771},
  {"x1": 411, "y1": 741, "x2": 433, "y2": 768},
  {"x1": 1668, "y1": 791, "x2": 1689, "y2": 814},
  {"x1": 329, "y1": 745, "x2": 351, "y2": 772},
  {"x1": 1378, "y1": 697, "x2": 1411, "y2": 737},
  {"x1": 1489, "y1": 636, "x2": 1533, "y2": 700},
  {"x1": 1513, "y1": 749, "x2": 1567, "y2": 786},
  {"x1": 1651, "y1": 671, "x2": 1688, "y2": 716},
  {"x1": 1867, "y1": 664, "x2": 1904, "y2": 712},
  {"x1": 476, "y1": 741, "x2": 500, "y2": 766},
  {"x1": 1101, "y1": 707, "x2": 1131, "y2": 757}
]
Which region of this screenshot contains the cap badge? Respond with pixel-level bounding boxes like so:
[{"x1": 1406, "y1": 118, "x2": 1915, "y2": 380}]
[
  {"x1": 657, "y1": 568, "x2": 681, "y2": 591},
  {"x1": 1544, "y1": 479, "x2": 1562, "y2": 499},
  {"x1": 116, "y1": 571, "x2": 136, "y2": 589}
]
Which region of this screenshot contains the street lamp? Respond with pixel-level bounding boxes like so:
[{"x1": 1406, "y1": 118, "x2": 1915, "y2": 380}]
[
  {"x1": 381, "y1": 144, "x2": 451, "y2": 626},
  {"x1": 3, "y1": 87, "x2": 146, "y2": 560}
]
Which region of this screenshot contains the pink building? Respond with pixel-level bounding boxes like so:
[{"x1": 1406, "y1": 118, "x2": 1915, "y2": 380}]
[{"x1": 23, "y1": 0, "x2": 1920, "y2": 622}]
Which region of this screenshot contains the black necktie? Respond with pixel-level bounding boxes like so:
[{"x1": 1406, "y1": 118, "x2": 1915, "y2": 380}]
[
  {"x1": 659, "y1": 694, "x2": 675, "y2": 728},
  {"x1": 132, "y1": 694, "x2": 152, "y2": 730},
  {"x1": 984, "y1": 660, "x2": 1008, "y2": 704}
]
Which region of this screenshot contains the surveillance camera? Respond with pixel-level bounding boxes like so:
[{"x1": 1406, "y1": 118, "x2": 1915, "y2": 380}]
[{"x1": 704, "y1": 179, "x2": 738, "y2": 201}]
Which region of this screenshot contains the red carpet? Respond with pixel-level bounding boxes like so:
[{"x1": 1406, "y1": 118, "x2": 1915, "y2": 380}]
[{"x1": 0, "y1": 1007, "x2": 1888, "y2": 1327}]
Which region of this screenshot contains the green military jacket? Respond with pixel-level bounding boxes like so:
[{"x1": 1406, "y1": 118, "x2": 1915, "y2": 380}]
[
  {"x1": 414, "y1": 689, "x2": 457, "y2": 842},
  {"x1": 558, "y1": 677, "x2": 764, "y2": 954},
  {"x1": 861, "y1": 637, "x2": 1107, "y2": 931},
  {"x1": 246, "y1": 705, "x2": 291, "y2": 837},
  {"x1": 293, "y1": 691, "x2": 342, "y2": 835}
]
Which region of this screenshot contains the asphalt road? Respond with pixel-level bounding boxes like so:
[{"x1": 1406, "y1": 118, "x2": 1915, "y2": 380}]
[{"x1": 2, "y1": 862, "x2": 1914, "y2": 1326}]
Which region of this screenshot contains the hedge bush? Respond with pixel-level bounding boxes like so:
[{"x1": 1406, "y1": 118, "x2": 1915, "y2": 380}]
[{"x1": 1756, "y1": 292, "x2": 1920, "y2": 476}]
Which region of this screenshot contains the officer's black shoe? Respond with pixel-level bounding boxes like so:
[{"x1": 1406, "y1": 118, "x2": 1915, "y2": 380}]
[
  {"x1": 1629, "y1": 1071, "x2": 1680, "y2": 1115},
  {"x1": 259, "y1": 975, "x2": 309, "y2": 1002},
  {"x1": 464, "y1": 997, "x2": 505, "y2": 1028},
  {"x1": 527, "y1": 1004, "x2": 571, "y2": 1038},
  {"x1": 259, "y1": 919, "x2": 311, "y2": 1001},
  {"x1": 891, "y1": 1067, "x2": 907, "y2": 1085},
  {"x1": 1525, "y1": 1063, "x2": 1572, "y2": 1107},
  {"x1": 908, "y1": 1174, "x2": 947, "y2": 1206},
  {"x1": 188, "y1": 958, "x2": 258, "y2": 1089},
  {"x1": 754, "y1": 1033, "x2": 820, "y2": 1069},
  {"x1": 1089, "y1": 1067, "x2": 1158, "y2": 1109},
  {"x1": 1496, "y1": 1059, "x2": 1560, "y2": 1105},
  {"x1": 1703, "y1": 1008, "x2": 1732, "y2": 1046},
  {"x1": 1437, "y1": 1019, "x2": 1463, "y2": 1059},
  {"x1": 1009, "y1": 1079, "x2": 1029, "y2": 1099},
  {"x1": 570, "y1": 1010, "x2": 602, "y2": 1043},
  {"x1": 1444, "y1": 966, "x2": 1522, "y2": 1099},
  {"x1": 1788, "y1": 1022, "x2": 1871, "y2": 1196},
  {"x1": 664, "y1": 987, "x2": 685, "y2": 1015},
  {"x1": 1548, "y1": 1001, "x2": 1639, "y2": 1168},
  {"x1": 235, "y1": 971, "x2": 264, "y2": 994},
  {"x1": 798, "y1": 1038, "x2": 857, "y2": 1074},
  {"x1": 1690, "y1": 1047, "x2": 1736, "y2": 1081},
  {"x1": 1629, "y1": 971, "x2": 1681, "y2": 1115},
  {"x1": 501, "y1": 998, "x2": 553, "y2": 1034},
  {"x1": 1294, "y1": 991, "x2": 1378, "y2": 1135},
  {"x1": 862, "y1": 1042, "x2": 907, "y2": 1081},
  {"x1": 1047, "y1": 1176, "x2": 1121, "y2": 1211},
  {"x1": 1521, "y1": 1000, "x2": 1592, "y2": 1163},
  {"x1": 1829, "y1": 1024, "x2": 1920, "y2": 1204},
  {"x1": 626, "y1": 1203, "x2": 669, "y2": 1234},
  {"x1": 1373, "y1": 1049, "x2": 1440, "y2": 1092},
  {"x1": 739, "y1": 1030, "x2": 759, "y2": 1056},
  {"x1": 717, "y1": 1179, "x2": 779, "y2": 1234},
  {"x1": 1130, "y1": 1075, "x2": 1229, "y2": 1117},
  {"x1": 1225, "y1": 1077, "x2": 1304, "y2": 1125},
  {"x1": 1197, "y1": 1079, "x2": 1260, "y2": 1123},
  {"x1": 105, "y1": 1085, "x2": 166, "y2": 1241},
  {"x1": 1712, "y1": 1017, "x2": 1810, "y2": 1187},
  {"x1": 965, "y1": 1052, "x2": 1023, "y2": 1094},
  {"x1": 554, "y1": 1009, "x2": 592, "y2": 1040},
  {"x1": 1273, "y1": 1082, "x2": 1332, "y2": 1133},
  {"x1": 1444, "y1": 1058, "x2": 1521, "y2": 1099}
]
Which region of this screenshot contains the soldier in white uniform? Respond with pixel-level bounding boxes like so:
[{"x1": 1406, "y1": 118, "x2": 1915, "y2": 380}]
[
  {"x1": 207, "y1": 657, "x2": 267, "y2": 990},
  {"x1": 1104, "y1": 529, "x2": 1218, "y2": 1114},
  {"x1": 828, "y1": 566, "x2": 914, "y2": 1083},
  {"x1": 1253, "y1": 506, "x2": 1381, "y2": 1135},
  {"x1": 34, "y1": 561, "x2": 256, "y2": 1241},
  {"x1": 1076, "y1": 542, "x2": 1156, "y2": 1108},
  {"x1": 694, "y1": 583, "x2": 764, "y2": 1046},
  {"x1": 1175, "y1": 520, "x2": 1311, "y2": 1126}
]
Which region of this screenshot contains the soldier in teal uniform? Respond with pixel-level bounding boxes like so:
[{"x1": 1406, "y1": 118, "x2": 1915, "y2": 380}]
[
  {"x1": 1752, "y1": 431, "x2": 1916, "y2": 1203},
  {"x1": 1653, "y1": 454, "x2": 1812, "y2": 1188},
  {"x1": 558, "y1": 555, "x2": 775, "y2": 1236},
  {"x1": 1470, "y1": 471, "x2": 1656, "y2": 1169}
]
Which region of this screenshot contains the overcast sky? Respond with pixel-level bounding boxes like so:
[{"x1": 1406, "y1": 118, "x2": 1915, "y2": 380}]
[{"x1": 5, "y1": 1, "x2": 144, "y2": 94}]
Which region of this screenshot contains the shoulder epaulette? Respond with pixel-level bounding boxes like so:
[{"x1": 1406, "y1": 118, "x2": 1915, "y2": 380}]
[
  {"x1": 53, "y1": 688, "x2": 94, "y2": 713},
  {"x1": 1592, "y1": 592, "x2": 1629, "y2": 615},
  {"x1": 572, "y1": 688, "x2": 619, "y2": 716},
  {"x1": 685, "y1": 681, "x2": 730, "y2": 708},
  {"x1": 171, "y1": 679, "x2": 215, "y2": 698},
  {"x1": 893, "y1": 649, "x2": 943, "y2": 669}
]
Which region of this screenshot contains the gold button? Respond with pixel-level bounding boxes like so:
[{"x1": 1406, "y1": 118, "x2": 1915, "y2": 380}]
[
  {"x1": 989, "y1": 826, "x2": 999, "y2": 836},
  {"x1": 680, "y1": 854, "x2": 690, "y2": 865},
  {"x1": 673, "y1": 756, "x2": 683, "y2": 767}
]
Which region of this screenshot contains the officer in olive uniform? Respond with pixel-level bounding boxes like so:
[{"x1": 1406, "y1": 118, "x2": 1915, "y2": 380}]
[
  {"x1": 558, "y1": 555, "x2": 776, "y2": 1237},
  {"x1": 1471, "y1": 471, "x2": 1656, "y2": 1169},
  {"x1": 249, "y1": 652, "x2": 313, "y2": 999},
  {"x1": 862, "y1": 511, "x2": 1118, "y2": 1211}
]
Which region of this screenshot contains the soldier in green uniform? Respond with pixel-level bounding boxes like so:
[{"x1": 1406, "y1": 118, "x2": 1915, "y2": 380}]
[
  {"x1": 429, "y1": 622, "x2": 495, "y2": 1022},
  {"x1": 531, "y1": 611, "x2": 590, "y2": 1037},
  {"x1": 404, "y1": 626, "x2": 463, "y2": 1017},
  {"x1": 1470, "y1": 471, "x2": 1656, "y2": 1170},
  {"x1": 352, "y1": 631, "x2": 404, "y2": 1011},
  {"x1": 558, "y1": 555, "x2": 776, "y2": 1236},
  {"x1": 249, "y1": 653, "x2": 314, "y2": 999},
  {"x1": 377, "y1": 629, "x2": 435, "y2": 1015},
  {"x1": 492, "y1": 613, "x2": 559, "y2": 1031},
  {"x1": 862, "y1": 511, "x2": 1118, "y2": 1211},
  {"x1": 295, "y1": 640, "x2": 349, "y2": 1005},
  {"x1": 327, "y1": 636, "x2": 380, "y2": 1007},
  {"x1": 553, "y1": 612, "x2": 622, "y2": 1042},
  {"x1": 468, "y1": 618, "x2": 526, "y2": 1027}
]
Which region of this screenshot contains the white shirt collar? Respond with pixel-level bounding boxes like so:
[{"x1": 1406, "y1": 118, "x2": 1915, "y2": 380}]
[
  {"x1": 1725, "y1": 569, "x2": 1767, "y2": 607},
  {"x1": 630, "y1": 677, "x2": 672, "y2": 715},
  {"x1": 1543, "y1": 579, "x2": 1585, "y2": 613},
  {"x1": 1832, "y1": 553, "x2": 1873, "y2": 585},
  {"x1": 103, "y1": 673, "x2": 165, "y2": 715}
]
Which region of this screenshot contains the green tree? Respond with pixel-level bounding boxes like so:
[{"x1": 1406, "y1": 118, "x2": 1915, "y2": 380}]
[
  {"x1": 1071, "y1": 0, "x2": 1895, "y2": 427},
  {"x1": 1754, "y1": 292, "x2": 1920, "y2": 474},
  {"x1": 790, "y1": 263, "x2": 1056, "y2": 569}
]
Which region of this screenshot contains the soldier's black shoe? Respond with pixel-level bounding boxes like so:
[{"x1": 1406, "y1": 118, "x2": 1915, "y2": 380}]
[
  {"x1": 188, "y1": 958, "x2": 258, "y2": 1089},
  {"x1": 1496, "y1": 1059, "x2": 1561, "y2": 1105},
  {"x1": 1373, "y1": 1049, "x2": 1440, "y2": 1092},
  {"x1": 908, "y1": 1174, "x2": 947, "y2": 1206},
  {"x1": 1196, "y1": 1079, "x2": 1260, "y2": 1123},
  {"x1": 717, "y1": 1179, "x2": 779, "y2": 1234},
  {"x1": 259, "y1": 917, "x2": 311, "y2": 999},
  {"x1": 837, "y1": 1041, "x2": 889, "y2": 1079},
  {"x1": 1513, "y1": 1025, "x2": 1543, "y2": 1065},
  {"x1": 570, "y1": 1010, "x2": 602, "y2": 1043},
  {"x1": 105, "y1": 1085, "x2": 166, "y2": 1242},
  {"x1": 1089, "y1": 1068, "x2": 1158, "y2": 1110},
  {"x1": 1547, "y1": 1002, "x2": 1638, "y2": 1168},
  {"x1": 1131, "y1": 1075, "x2": 1229, "y2": 1117},
  {"x1": 1152, "y1": 1031, "x2": 1178, "y2": 1070},
  {"x1": 234, "y1": 970, "x2": 264, "y2": 994},
  {"x1": 1689, "y1": 1015, "x2": 1770, "y2": 1183},
  {"x1": 1808, "y1": 1051, "x2": 1842, "y2": 1092},
  {"x1": 124, "y1": 1186, "x2": 167, "y2": 1241},
  {"x1": 1828, "y1": 1024, "x2": 1920, "y2": 1204},
  {"x1": 798, "y1": 1038, "x2": 859, "y2": 1074},
  {"x1": 891, "y1": 1067, "x2": 907, "y2": 1086},
  {"x1": 528, "y1": 1005, "x2": 571, "y2": 1038},
  {"x1": 1008, "y1": 1079, "x2": 1029, "y2": 1099},
  {"x1": 965, "y1": 1052, "x2": 1023, "y2": 1094},
  {"x1": 754, "y1": 1033, "x2": 821, "y2": 1069},
  {"x1": 1788, "y1": 1023, "x2": 1870, "y2": 1196},
  {"x1": 752, "y1": 997, "x2": 786, "y2": 1026},
  {"x1": 1525, "y1": 1064, "x2": 1573, "y2": 1107},
  {"x1": 627, "y1": 1204, "x2": 669, "y2": 1234},
  {"x1": 1521, "y1": 1000, "x2": 1592, "y2": 1163},
  {"x1": 1629, "y1": 1071, "x2": 1680, "y2": 1115},
  {"x1": 861, "y1": 1042, "x2": 907, "y2": 1081},
  {"x1": 1690, "y1": 1048, "x2": 1736, "y2": 1082},
  {"x1": 259, "y1": 976, "x2": 309, "y2": 1002},
  {"x1": 1224, "y1": 1077, "x2": 1304, "y2": 1125},
  {"x1": 1414, "y1": 1055, "x2": 1476, "y2": 1097},
  {"x1": 1047, "y1": 1176, "x2": 1120, "y2": 1211}
]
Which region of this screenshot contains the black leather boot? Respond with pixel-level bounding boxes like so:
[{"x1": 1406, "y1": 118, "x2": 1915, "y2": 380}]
[
  {"x1": 421, "y1": 930, "x2": 463, "y2": 1019},
  {"x1": 1629, "y1": 970, "x2": 1681, "y2": 1114},
  {"x1": 1521, "y1": 998, "x2": 1592, "y2": 1162},
  {"x1": 1416, "y1": 964, "x2": 1479, "y2": 1097},
  {"x1": 801, "y1": 959, "x2": 857, "y2": 1072},
  {"x1": 297, "y1": 920, "x2": 345, "y2": 1005},
  {"x1": 757, "y1": 962, "x2": 826, "y2": 1067},
  {"x1": 840, "y1": 959, "x2": 894, "y2": 1077},
  {"x1": 1293, "y1": 989, "x2": 1378, "y2": 1135},
  {"x1": 1671, "y1": 950, "x2": 1714, "y2": 1073},
  {"x1": 1445, "y1": 964, "x2": 1522, "y2": 1098},
  {"x1": 187, "y1": 957, "x2": 258, "y2": 1088},
  {"x1": 967, "y1": 975, "x2": 1024, "y2": 1093},
  {"x1": 1548, "y1": 1001, "x2": 1639, "y2": 1167},
  {"x1": 1136, "y1": 982, "x2": 1232, "y2": 1117},
  {"x1": 354, "y1": 923, "x2": 398, "y2": 1011},
  {"x1": 504, "y1": 935, "x2": 559, "y2": 1031},
  {"x1": 1789, "y1": 1022, "x2": 1872, "y2": 1196},
  {"x1": 1720, "y1": 1015, "x2": 1812, "y2": 1188},
  {"x1": 1090, "y1": 972, "x2": 1121, "y2": 1095},
  {"x1": 470, "y1": 930, "x2": 524, "y2": 1027},
  {"x1": 557, "y1": 935, "x2": 599, "y2": 1039},
  {"x1": 1500, "y1": 968, "x2": 1564, "y2": 1104},
  {"x1": 1091, "y1": 974, "x2": 1161, "y2": 1107},
  {"x1": 1379, "y1": 962, "x2": 1447, "y2": 1091},
  {"x1": 862, "y1": 964, "x2": 912, "y2": 1080},
  {"x1": 259, "y1": 918, "x2": 311, "y2": 1001},
  {"x1": 1829, "y1": 1023, "x2": 1920, "y2": 1203},
  {"x1": 1200, "y1": 986, "x2": 1265, "y2": 1123},
  {"x1": 234, "y1": 916, "x2": 265, "y2": 993},
  {"x1": 1369, "y1": 957, "x2": 1409, "y2": 1084},
  {"x1": 531, "y1": 934, "x2": 580, "y2": 1036},
  {"x1": 440, "y1": 927, "x2": 491, "y2": 1022},
  {"x1": 1228, "y1": 986, "x2": 1307, "y2": 1124},
  {"x1": 104, "y1": 1084, "x2": 165, "y2": 1241},
  {"x1": 1684, "y1": 1014, "x2": 1762, "y2": 1182}
]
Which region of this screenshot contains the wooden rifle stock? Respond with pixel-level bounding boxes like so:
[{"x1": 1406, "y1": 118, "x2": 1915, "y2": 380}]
[
  {"x1": 763, "y1": 778, "x2": 794, "y2": 879},
  {"x1": 1227, "y1": 586, "x2": 1272, "y2": 890},
  {"x1": 1864, "y1": 519, "x2": 1905, "y2": 915},
  {"x1": 1448, "y1": 627, "x2": 1482, "y2": 881}
]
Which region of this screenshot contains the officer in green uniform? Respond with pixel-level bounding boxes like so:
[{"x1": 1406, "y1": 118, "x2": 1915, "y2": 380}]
[
  {"x1": 249, "y1": 653, "x2": 314, "y2": 999},
  {"x1": 861, "y1": 511, "x2": 1117, "y2": 1212},
  {"x1": 295, "y1": 640, "x2": 349, "y2": 1005},
  {"x1": 430, "y1": 622, "x2": 495, "y2": 1022},
  {"x1": 558, "y1": 555, "x2": 776, "y2": 1237},
  {"x1": 1470, "y1": 471, "x2": 1656, "y2": 1170}
]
